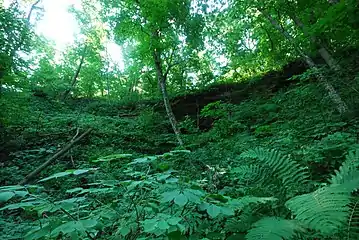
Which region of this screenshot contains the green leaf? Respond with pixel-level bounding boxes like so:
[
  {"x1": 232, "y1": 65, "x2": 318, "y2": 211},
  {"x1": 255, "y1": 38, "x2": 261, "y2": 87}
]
[
  {"x1": 198, "y1": 202, "x2": 209, "y2": 211},
  {"x1": 0, "y1": 192, "x2": 15, "y2": 202},
  {"x1": 1, "y1": 200, "x2": 45, "y2": 210},
  {"x1": 14, "y1": 191, "x2": 28, "y2": 197},
  {"x1": 167, "y1": 217, "x2": 182, "y2": 225},
  {"x1": 143, "y1": 219, "x2": 158, "y2": 233},
  {"x1": 156, "y1": 173, "x2": 171, "y2": 181},
  {"x1": 25, "y1": 223, "x2": 54, "y2": 240},
  {"x1": 51, "y1": 219, "x2": 97, "y2": 236},
  {"x1": 168, "y1": 225, "x2": 178, "y2": 233},
  {"x1": 66, "y1": 187, "x2": 84, "y2": 193},
  {"x1": 166, "y1": 178, "x2": 179, "y2": 183},
  {"x1": 73, "y1": 169, "x2": 91, "y2": 175},
  {"x1": 183, "y1": 189, "x2": 201, "y2": 203},
  {"x1": 158, "y1": 220, "x2": 170, "y2": 230},
  {"x1": 0, "y1": 185, "x2": 26, "y2": 191},
  {"x1": 119, "y1": 226, "x2": 131, "y2": 236},
  {"x1": 206, "y1": 204, "x2": 221, "y2": 218},
  {"x1": 177, "y1": 223, "x2": 186, "y2": 233},
  {"x1": 220, "y1": 206, "x2": 235, "y2": 216},
  {"x1": 127, "y1": 181, "x2": 142, "y2": 191},
  {"x1": 170, "y1": 150, "x2": 191, "y2": 154},
  {"x1": 246, "y1": 217, "x2": 303, "y2": 240},
  {"x1": 161, "y1": 190, "x2": 180, "y2": 203},
  {"x1": 129, "y1": 156, "x2": 157, "y2": 165},
  {"x1": 174, "y1": 194, "x2": 188, "y2": 206},
  {"x1": 54, "y1": 197, "x2": 86, "y2": 204},
  {"x1": 92, "y1": 154, "x2": 133, "y2": 163},
  {"x1": 207, "y1": 194, "x2": 228, "y2": 203},
  {"x1": 39, "y1": 171, "x2": 72, "y2": 182}
]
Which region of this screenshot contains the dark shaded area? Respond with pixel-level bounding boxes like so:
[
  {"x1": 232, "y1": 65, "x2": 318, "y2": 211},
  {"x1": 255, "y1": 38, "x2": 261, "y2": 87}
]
[{"x1": 167, "y1": 60, "x2": 308, "y2": 128}]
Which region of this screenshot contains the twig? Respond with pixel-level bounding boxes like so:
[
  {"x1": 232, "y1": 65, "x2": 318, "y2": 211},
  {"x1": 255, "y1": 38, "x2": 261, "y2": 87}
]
[
  {"x1": 72, "y1": 128, "x2": 80, "y2": 141},
  {"x1": 70, "y1": 155, "x2": 75, "y2": 168}
]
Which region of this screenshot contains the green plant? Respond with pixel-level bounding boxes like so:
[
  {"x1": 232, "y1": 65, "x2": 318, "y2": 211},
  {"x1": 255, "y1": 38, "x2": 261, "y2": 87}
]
[
  {"x1": 254, "y1": 125, "x2": 273, "y2": 137},
  {"x1": 201, "y1": 101, "x2": 235, "y2": 119},
  {"x1": 2, "y1": 144, "x2": 359, "y2": 240},
  {"x1": 178, "y1": 115, "x2": 199, "y2": 134}
]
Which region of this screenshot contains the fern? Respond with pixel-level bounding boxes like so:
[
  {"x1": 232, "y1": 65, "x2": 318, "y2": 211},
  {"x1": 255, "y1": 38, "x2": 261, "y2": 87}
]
[
  {"x1": 346, "y1": 199, "x2": 359, "y2": 240},
  {"x1": 229, "y1": 196, "x2": 278, "y2": 211},
  {"x1": 231, "y1": 164, "x2": 268, "y2": 186},
  {"x1": 225, "y1": 208, "x2": 257, "y2": 232},
  {"x1": 285, "y1": 185, "x2": 353, "y2": 235},
  {"x1": 240, "y1": 148, "x2": 309, "y2": 193},
  {"x1": 246, "y1": 217, "x2": 304, "y2": 240},
  {"x1": 330, "y1": 149, "x2": 359, "y2": 186}
]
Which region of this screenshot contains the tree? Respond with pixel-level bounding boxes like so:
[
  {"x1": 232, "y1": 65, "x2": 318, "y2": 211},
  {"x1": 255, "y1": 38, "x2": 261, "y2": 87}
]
[
  {"x1": 99, "y1": 0, "x2": 208, "y2": 146},
  {"x1": 259, "y1": 8, "x2": 348, "y2": 114},
  {"x1": 222, "y1": 0, "x2": 348, "y2": 113},
  {"x1": 0, "y1": 3, "x2": 30, "y2": 91},
  {"x1": 61, "y1": 45, "x2": 87, "y2": 100}
]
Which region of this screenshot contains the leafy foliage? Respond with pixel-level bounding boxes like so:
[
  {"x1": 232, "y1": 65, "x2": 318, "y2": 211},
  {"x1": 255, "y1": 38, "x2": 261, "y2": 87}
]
[
  {"x1": 240, "y1": 148, "x2": 309, "y2": 196},
  {"x1": 2, "y1": 0, "x2": 359, "y2": 239},
  {"x1": 246, "y1": 217, "x2": 303, "y2": 240},
  {"x1": 330, "y1": 149, "x2": 359, "y2": 185}
]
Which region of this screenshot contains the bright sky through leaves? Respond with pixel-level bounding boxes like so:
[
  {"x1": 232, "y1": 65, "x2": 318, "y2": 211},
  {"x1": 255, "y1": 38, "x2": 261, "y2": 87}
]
[{"x1": 4, "y1": 0, "x2": 124, "y2": 69}]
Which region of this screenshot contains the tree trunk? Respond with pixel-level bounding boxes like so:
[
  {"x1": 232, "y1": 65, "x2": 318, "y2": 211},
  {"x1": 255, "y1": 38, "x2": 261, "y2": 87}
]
[
  {"x1": 261, "y1": 10, "x2": 348, "y2": 114},
  {"x1": 290, "y1": 15, "x2": 340, "y2": 71},
  {"x1": 152, "y1": 47, "x2": 184, "y2": 146},
  {"x1": 62, "y1": 45, "x2": 87, "y2": 100}
]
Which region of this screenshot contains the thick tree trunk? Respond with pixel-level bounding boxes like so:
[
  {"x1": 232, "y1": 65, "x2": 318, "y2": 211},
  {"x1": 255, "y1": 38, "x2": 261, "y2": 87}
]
[
  {"x1": 62, "y1": 45, "x2": 87, "y2": 100},
  {"x1": 152, "y1": 48, "x2": 184, "y2": 146},
  {"x1": 261, "y1": 10, "x2": 348, "y2": 114},
  {"x1": 290, "y1": 15, "x2": 340, "y2": 71}
]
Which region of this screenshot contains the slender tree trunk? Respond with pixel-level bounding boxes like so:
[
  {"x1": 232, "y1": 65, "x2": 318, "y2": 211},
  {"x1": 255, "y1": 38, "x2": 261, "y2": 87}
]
[
  {"x1": 62, "y1": 45, "x2": 87, "y2": 100},
  {"x1": 261, "y1": 10, "x2": 348, "y2": 114},
  {"x1": 152, "y1": 47, "x2": 184, "y2": 146},
  {"x1": 290, "y1": 15, "x2": 340, "y2": 71}
]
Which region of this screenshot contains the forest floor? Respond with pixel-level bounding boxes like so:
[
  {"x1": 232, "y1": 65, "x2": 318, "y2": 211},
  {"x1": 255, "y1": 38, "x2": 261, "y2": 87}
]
[{"x1": 1, "y1": 56, "x2": 359, "y2": 239}]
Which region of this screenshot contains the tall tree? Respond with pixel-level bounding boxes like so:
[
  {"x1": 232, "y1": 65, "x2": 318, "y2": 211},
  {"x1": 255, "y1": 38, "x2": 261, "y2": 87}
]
[
  {"x1": 259, "y1": 9, "x2": 348, "y2": 114},
  {"x1": 99, "y1": 0, "x2": 207, "y2": 146},
  {"x1": 61, "y1": 45, "x2": 87, "y2": 100},
  {"x1": 223, "y1": 0, "x2": 348, "y2": 113}
]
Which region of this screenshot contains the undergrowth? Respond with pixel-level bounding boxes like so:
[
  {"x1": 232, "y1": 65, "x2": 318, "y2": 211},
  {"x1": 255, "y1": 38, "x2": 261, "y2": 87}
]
[{"x1": 2, "y1": 62, "x2": 359, "y2": 239}]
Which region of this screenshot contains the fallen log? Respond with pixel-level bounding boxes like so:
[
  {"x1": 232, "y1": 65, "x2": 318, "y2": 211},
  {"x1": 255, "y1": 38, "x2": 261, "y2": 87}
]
[{"x1": 18, "y1": 128, "x2": 92, "y2": 185}]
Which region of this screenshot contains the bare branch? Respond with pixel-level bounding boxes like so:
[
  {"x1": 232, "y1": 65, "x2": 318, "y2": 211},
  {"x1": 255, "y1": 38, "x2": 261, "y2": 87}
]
[{"x1": 27, "y1": 0, "x2": 41, "y2": 22}]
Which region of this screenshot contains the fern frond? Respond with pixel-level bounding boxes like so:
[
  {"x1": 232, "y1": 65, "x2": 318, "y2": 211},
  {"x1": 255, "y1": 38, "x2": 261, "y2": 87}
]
[
  {"x1": 240, "y1": 148, "x2": 309, "y2": 192},
  {"x1": 225, "y1": 208, "x2": 256, "y2": 232},
  {"x1": 231, "y1": 165, "x2": 268, "y2": 186},
  {"x1": 330, "y1": 149, "x2": 359, "y2": 186},
  {"x1": 346, "y1": 199, "x2": 359, "y2": 240},
  {"x1": 285, "y1": 185, "x2": 352, "y2": 235},
  {"x1": 246, "y1": 217, "x2": 304, "y2": 240},
  {"x1": 229, "y1": 196, "x2": 278, "y2": 211}
]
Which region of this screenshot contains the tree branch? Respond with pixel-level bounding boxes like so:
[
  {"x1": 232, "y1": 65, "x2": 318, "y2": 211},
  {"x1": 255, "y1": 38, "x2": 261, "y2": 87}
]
[
  {"x1": 27, "y1": 0, "x2": 42, "y2": 22},
  {"x1": 18, "y1": 128, "x2": 92, "y2": 185}
]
